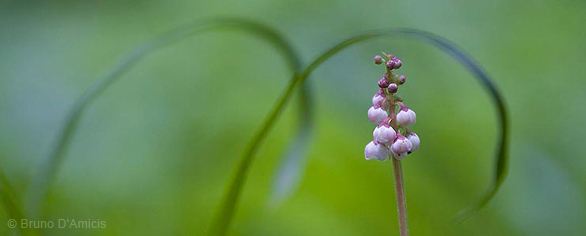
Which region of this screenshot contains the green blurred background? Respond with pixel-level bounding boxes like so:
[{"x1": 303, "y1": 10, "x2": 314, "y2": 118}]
[{"x1": 1, "y1": 0, "x2": 585, "y2": 235}]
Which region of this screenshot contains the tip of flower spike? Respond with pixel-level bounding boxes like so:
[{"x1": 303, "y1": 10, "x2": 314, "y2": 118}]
[{"x1": 385, "y1": 55, "x2": 403, "y2": 70}]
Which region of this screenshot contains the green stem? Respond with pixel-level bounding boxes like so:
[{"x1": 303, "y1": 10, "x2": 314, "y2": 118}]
[
  {"x1": 392, "y1": 158, "x2": 409, "y2": 236},
  {"x1": 387, "y1": 81, "x2": 409, "y2": 236}
]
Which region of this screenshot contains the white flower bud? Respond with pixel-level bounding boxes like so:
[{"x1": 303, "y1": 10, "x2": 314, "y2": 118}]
[
  {"x1": 364, "y1": 141, "x2": 389, "y2": 161},
  {"x1": 373, "y1": 125, "x2": 396, "y2": 145},
  {"x1": 368, "y1": 107, "x2": 388, "y2": 124},
  {"x1": 372, "y1": 93, "x2": 385, "y2": 108},
  {"x1": 406, "y1": 132, "x2": 420, "y2": 152},
  {"x1": 396, "y1": 108, "x2": 416, "y2": 126},
  {"x1": 391, "y1": 135, "x2": 412, "y2": 159}
]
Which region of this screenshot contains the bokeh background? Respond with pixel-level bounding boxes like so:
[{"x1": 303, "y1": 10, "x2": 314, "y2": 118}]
[{"x1": 1, "y1": 0, "x2": 585, "y2": 235}]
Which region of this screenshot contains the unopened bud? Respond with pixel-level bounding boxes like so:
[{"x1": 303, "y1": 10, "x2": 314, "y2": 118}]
[
  {"x1": 386, "y1": 60, "x2": 396, "y2": 70},
  {"x1": 387, "y1": 83, "x2": 398, "y2": 93},
  {"x1": 394, "y1": 59, "x2": 402, "y2": 69},
  {"x1": 378, "y1": 77, "x2": 390, "y2": 88},
  {"x1": 374, "y1": 55, "x2": 384, "y2": 65},
  {"x1": 398, "y1": 75, "x2": 406, "y2": 84}
]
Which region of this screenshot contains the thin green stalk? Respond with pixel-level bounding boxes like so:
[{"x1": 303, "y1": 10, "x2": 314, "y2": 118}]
[
  {"x1": 27, "y1": 18, "x2": 307, "y2": 221},
  {"x1": 209, "y1": 28, "x2": 508, "y2": 235},
  {"x1": 388, "y1": 86, "x2": 409, "y2": 236},
  {"x1": 392, "y1": 158, "x2": 409, "y2": 236}
]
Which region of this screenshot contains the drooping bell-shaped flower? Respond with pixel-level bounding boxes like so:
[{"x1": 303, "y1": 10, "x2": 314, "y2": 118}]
[
  {"x1": 365, "y1": 141, "x2": 389, "y2": 161},
  {"x1": 391, "y1": 134, "x2": 413, "y2": 159},
  {"x1": 406, "y1": 132, "x2": 420, "y2": 153},
  {"x1": 373, "y1": 123, "x2": 397, "y2": 145},
  {"x1": 368, "y1": 106, "x2": 388, "y2": 124},
  {"x1": 396, "y1": 105, "x2": 416, "y2": 126},
  {"x1": 372, "y1": 91, "x2": 385, "y2": 108}
]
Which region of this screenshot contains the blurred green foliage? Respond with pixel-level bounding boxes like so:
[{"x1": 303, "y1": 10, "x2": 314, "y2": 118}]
[{"x1": 1, "y1": 0, "x2": 585, "y2": 235}]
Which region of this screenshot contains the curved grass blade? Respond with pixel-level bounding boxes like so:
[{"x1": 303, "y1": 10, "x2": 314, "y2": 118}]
[
  {"x1": 209, "y1": 28, "x2": 508, "y2": 235},
  {"x1": 27, "y1": 18, "x2": 309, "y2": 220},
  {"x1": 269, "y1": 81, "x2": 313, "y2": 207}
]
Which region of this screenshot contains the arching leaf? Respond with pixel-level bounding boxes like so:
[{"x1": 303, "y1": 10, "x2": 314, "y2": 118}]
[{"x1": 26, "y1": 18, "x2": 310, "y2": 222}]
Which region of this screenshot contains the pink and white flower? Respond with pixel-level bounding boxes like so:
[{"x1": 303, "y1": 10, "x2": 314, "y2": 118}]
[
  {"x1": 373, "y1": 124, "x2": 397, "y2": 145},
  {"x1": 364, "y1": 141, "x2": 389, "y2": 161},
  {"x1": 406, "y1": 132, "x2": 420, "y2": 152},
  {"x1": 396, "y1": 106, "x2": 416, "y2": 126},
  {"x1": 368, "y1": 106, "x2": 388, "y2": 124},
  {"x1": 372, "y1": 92, "x2": 385, "y2": 108},
  {"x1": 364, "y1": 53, "x2": 420, "y2": 161},
  {"x1": 391, "y1": 135, "x2": 413, "y2": 159}
]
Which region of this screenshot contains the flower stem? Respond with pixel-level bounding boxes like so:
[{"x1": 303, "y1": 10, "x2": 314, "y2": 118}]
[
  {"x1": 392, "y1": 157, "x2": 409, "y2": 236},
  {"x1": 386, "y1": 72, "x2": 409, "y2": 236}
]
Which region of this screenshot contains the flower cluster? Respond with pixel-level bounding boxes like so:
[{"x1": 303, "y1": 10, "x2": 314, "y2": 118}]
[{"x1": 365, "y1": 53, "x2": 420, "y2": 161}]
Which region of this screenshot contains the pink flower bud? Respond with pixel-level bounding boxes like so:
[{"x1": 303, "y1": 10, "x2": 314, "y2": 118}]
[
  {"x1": 396, "y1": 106, "x2": 416, "y2": 126},
  {"x1": 406, "y1": 132, "x2": 420, "y2": 152},
  {"x1": 365, "y1": 141, "x2": 389, "y2": 161},
  {"x1": 394, "y1": 59, "x2": 402, "y2": 69},
  {"x1": 372, "y1": 93, "x2": 385, "y2": 108},
  {"x1": 387, "y1": 83, "x2": 398, "y2": 93},
  {"x1": 391, "y1": 135, "x2": 413, "y2": 159},
  {"x1": 378, "y1": 77, "x2": 390, "y2": 88},
  {"x1": 368, "y1": 106, "x2": 388, "y2": 124},
  {"x1": 373, "y1": 124, "x2": 397, "y2": 145},
  {"x1": 386, "y1": 60, "x2": 396, "y2": 70},
  {"x1": 398, "y1": 75, "x2": 406, "y2": 84},
  {"x1": 374, "y1": 55, "x2": 384, "y2": 65}
]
